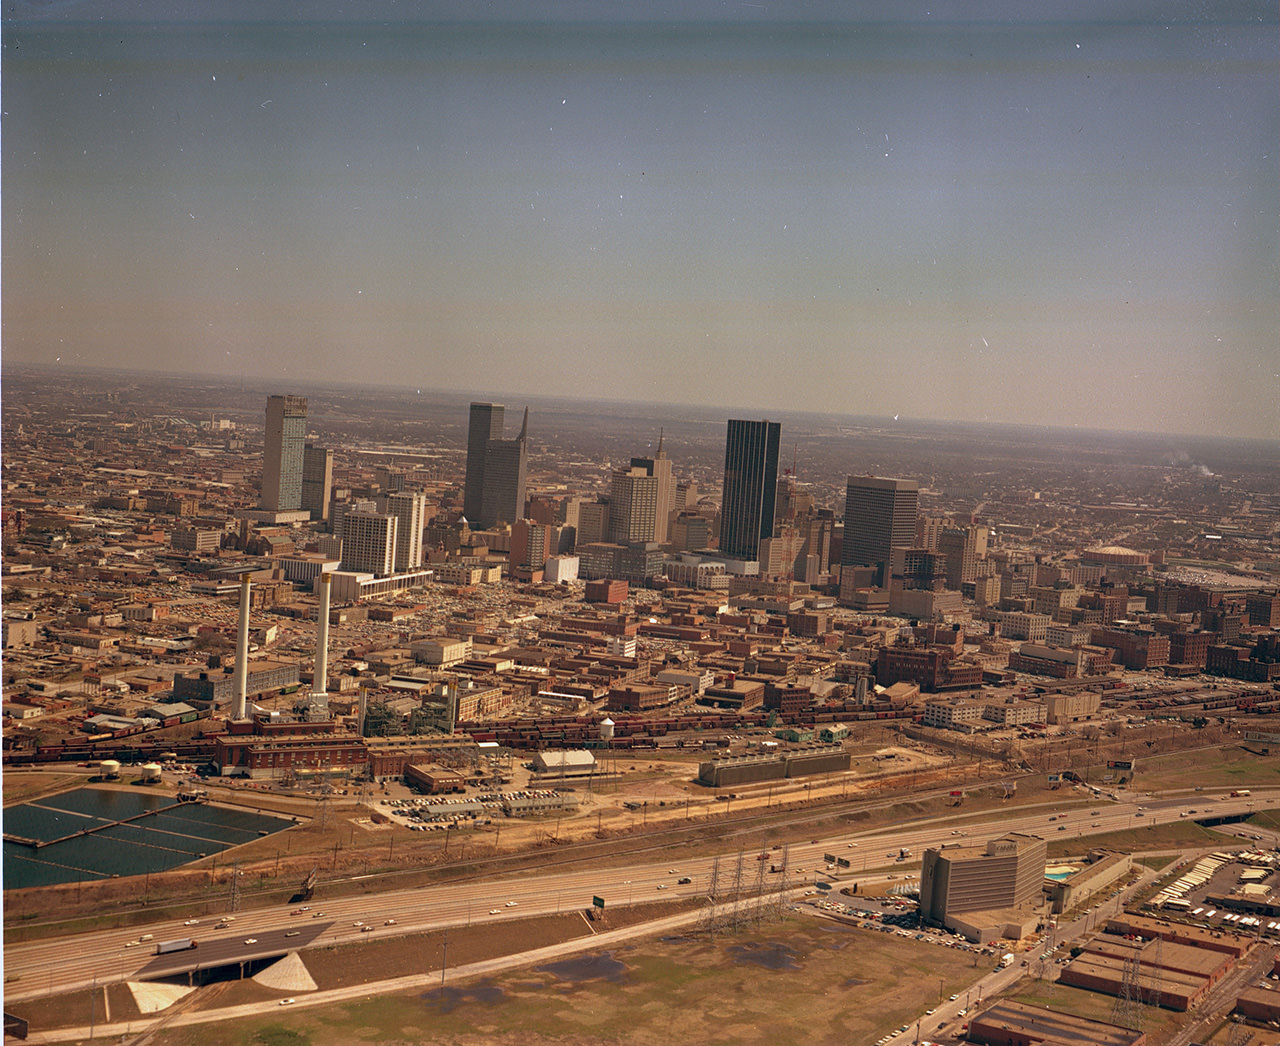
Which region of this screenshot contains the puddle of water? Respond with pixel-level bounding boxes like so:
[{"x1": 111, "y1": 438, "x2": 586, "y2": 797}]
[
  {"x1": 510, "y1": 981, "x2": 545, "y2": 993},
  {"x1": 535, "y1": 952, "x2": 629, "y2": 984},
  {"x1": 422, "y1": 979, "x2": 506, "y2": 1013},
  {"x1": 726, "y1": 941, "x2": 802, "y2": 971}
]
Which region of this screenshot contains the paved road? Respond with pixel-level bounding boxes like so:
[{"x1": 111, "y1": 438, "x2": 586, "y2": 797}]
[
  {"x1": 16, "y1": 896, "x2": 806, "y2": 1045},
  {"x1": 879, "y1": 864, "x2": 1163, "y2": 1045},
  {"x1": 4, "y1": 792, "x2": 1275, "y2": 1003}
]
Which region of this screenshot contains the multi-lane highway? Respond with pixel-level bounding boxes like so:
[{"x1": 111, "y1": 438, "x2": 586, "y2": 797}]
[{"x1": 4, "y1": 790, "x2": 1273, "y2": 1004}]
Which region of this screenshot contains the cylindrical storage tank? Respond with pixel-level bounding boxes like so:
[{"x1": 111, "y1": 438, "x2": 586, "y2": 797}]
[
  {"x1": 141, "y1": 763, "x2": 163, "y2": 783},
  {"x1": 99, "y1": 759, "x2": 122, "y2": 779},
  {"x1": 599, "y1": 718, "x2": 615, "y2": 743}
]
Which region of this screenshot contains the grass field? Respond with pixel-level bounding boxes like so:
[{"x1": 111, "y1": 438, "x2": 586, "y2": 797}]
[
  {"x1": 1130, "y1": 743, "x2": 1280, "y2": 793},
  {"x1": 49, "y1": 913, "x2": 990, "y2": 1046}
]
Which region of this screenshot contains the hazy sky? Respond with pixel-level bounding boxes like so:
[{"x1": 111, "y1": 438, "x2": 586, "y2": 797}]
[{"x1": 4, "y1": 1, "x2": 1277, "y2": 439}]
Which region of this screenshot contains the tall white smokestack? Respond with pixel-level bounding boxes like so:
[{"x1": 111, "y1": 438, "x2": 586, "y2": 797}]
[
  {"x1": 233, "y1": 572, "x2": 252, "y2": 721},
  {"x1": 310, "y1": 573, "x2": 331, "y2": 717}
]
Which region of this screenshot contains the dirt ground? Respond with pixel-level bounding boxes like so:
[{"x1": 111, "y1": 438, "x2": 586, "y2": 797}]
[
  {"x1": 7, "y1": 900, "x2": 696, "y2": 1037},
  {"x1": 2, "y1": 743, "x2": 996, "y2": 937},
  {"x1": 23, "y1": 906, "x2": 988, "y2": 1046}
]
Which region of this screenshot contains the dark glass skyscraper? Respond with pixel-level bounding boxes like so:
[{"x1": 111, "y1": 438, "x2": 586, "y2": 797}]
[
  {"x1": 719, "y1": 419, "x2": 781, "y2": 561},
  {"x1": 463, "y1": 403, "x2": 504, "y2": 523},
  {"x1": 841, "y1": 476, "x2": 920, "y2": 587},
  {"x1": 463, "y1": 402, "x2": 529, "y2": 528}
]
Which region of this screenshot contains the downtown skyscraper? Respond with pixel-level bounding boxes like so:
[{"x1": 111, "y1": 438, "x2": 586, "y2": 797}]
[
  {"x1": 719, "y1": 419, "x2": 781, "y2": 561},
  {"x1": 463, "y1": 402, "x2": 529, "y2": 528},
  {"x1": 841, "y1": 476, "x2": 920, "y2": 587},
  {"x1": 261, "y1": 395, "x2": 307, "y2": 511}
]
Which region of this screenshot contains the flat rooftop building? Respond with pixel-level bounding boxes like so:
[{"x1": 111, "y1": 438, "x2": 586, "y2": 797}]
[
  {"x1": 919, "y1": 832, "x2": 1047, "y2": 940},
  {"x1": 968, "y1": 1000, "x2": 1145, "y2": 1046}
]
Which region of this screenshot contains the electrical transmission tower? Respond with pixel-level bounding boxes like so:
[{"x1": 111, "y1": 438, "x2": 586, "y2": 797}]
[
  {"x1": 227, "y1": 859, "x2": 241, "y2": 913},
  {"x1": 1226, "y1": 1019, "x2": 1252, "y2": 1046},
  {"x1": 699, "y1": 855, "x2": 722, "y2": 940},
  {"x1": 1111, "y1": 952, "x2": 1143, "y2": 1031},
  {"x1": 729, "y1": 850, "x2": 745, "y2": 933},
  {"x1": 751, "y1": 852, "x2": 768, "y2": 926},
  {"x1": 1146, "y1": 934, "x2": 1163, "y2": 1014}
]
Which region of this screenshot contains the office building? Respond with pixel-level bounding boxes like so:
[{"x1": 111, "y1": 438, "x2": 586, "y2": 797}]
[
  {"x1": 938, "y1": 525, "x2": 980, "y2": 588},
  {"x1": 463, "y1": 402, "x2": 503, "y2": 522},
  {"x1": 628, "y1": 435, "x2": 676, "y2": 543},
  {"x1": 608, "y1": 465, "x2": 659, "y2": 545},
  {"x1": 340, "y1": 511, "x2": 397, "y2": 576},
  {"x1": 510, "y1": 519, "x2": 552, "y2": 582},
  {"x1": 463, "y1": 402, "x2": 529, "y2": 528},
  {"x1": 261, "y1": 395, "x2": 307, "y2": 511},
  {"x1": 331, "y1": 498, "x2": 377, "y2": 543},
  {"x1": 301, "y1": 444, "x2": 333, "y2": 522},
  {"x1": 383, "y1": 491, "x2": 427, "y2": 572},
  {"x1": 719, "y1": 419, "x2": 781, "y2": 561},
  {"x1": 919, "y1": 833, "x2": 1047, "y2": 941},
  {"x1": 841, "y1": 476, "x2": 919, "y2": 587}
]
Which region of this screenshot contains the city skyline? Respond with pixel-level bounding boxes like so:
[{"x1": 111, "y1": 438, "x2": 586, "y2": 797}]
[{"x1": 3, "y1": 1, "x2": 1277, "y2": 441}]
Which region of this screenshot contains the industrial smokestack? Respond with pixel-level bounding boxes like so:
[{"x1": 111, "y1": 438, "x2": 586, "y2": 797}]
[
  {"x1": 310, "y1": 573, "x2": 331, "y2": 718},
  {"x1": 233, "y1": 572, "x2": 252, "y2": 721}
]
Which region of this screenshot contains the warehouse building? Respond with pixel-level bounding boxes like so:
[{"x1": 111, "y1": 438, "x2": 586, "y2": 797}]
[
  {"x1": 696, "y1": 746, "x2": 849, "y2": 788},
  {"x1": 531, "y1": 749, "x2": 597, "y2": 779},
  {"x1": 967, "y1": 1000, "x2": 1145, "y2": 1046},
  {"x1": 1056, "y1": 934, "x2": 1219, "y2": 1012}
]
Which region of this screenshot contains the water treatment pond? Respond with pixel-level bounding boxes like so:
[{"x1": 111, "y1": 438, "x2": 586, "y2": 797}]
[{"x1": 3, "y1": 787, "x2": 295, "y2": 890}]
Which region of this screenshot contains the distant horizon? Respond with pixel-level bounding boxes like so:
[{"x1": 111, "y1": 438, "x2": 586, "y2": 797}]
[
  {"x1": 5, "y1": 5, "x2": 1276, "y2": 442},
  {"x1": 7, "y1": 358, "x2": 1277, "y2": 450}
]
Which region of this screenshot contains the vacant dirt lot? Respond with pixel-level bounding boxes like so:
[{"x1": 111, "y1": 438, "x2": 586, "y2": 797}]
[{"x1": 35, "y1": 908, "x2": 985, "y2": 1046}]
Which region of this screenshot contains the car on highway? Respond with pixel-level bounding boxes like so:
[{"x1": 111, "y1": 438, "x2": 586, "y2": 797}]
[
  {"x1": 489, "y1": 909, "x2": 501, "y2": 915},
  {"x1": 279, "y1": 998, "x2": 295, "y2": 1006},
  {"x1": 285, "y1": 931, "x2": 300, "y2": 937},
  {"x1": 244, "y1": 938, "x2": 258, "y2": 945},
  {"x1": 384, "y1": 919, "x2": 397, "y2": 926},
  {"x1": 353, "y1": 921, "x2": 364, "y2": 927},
  {"x1": 184, "y1": 919, "x2": 200, "y2": 926},
  {"x1": 677, "y1": 877, "x2": 692, "y2": 884},
  {"x1": 361, "y1": 925, "x2": 374, "y2": 932},
  {"x1": 505, "y1": 901, "x2": 518, "y2": 907},
  {"x1": 312, "y1": 912, "x2": 325, "y2": 918}
]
